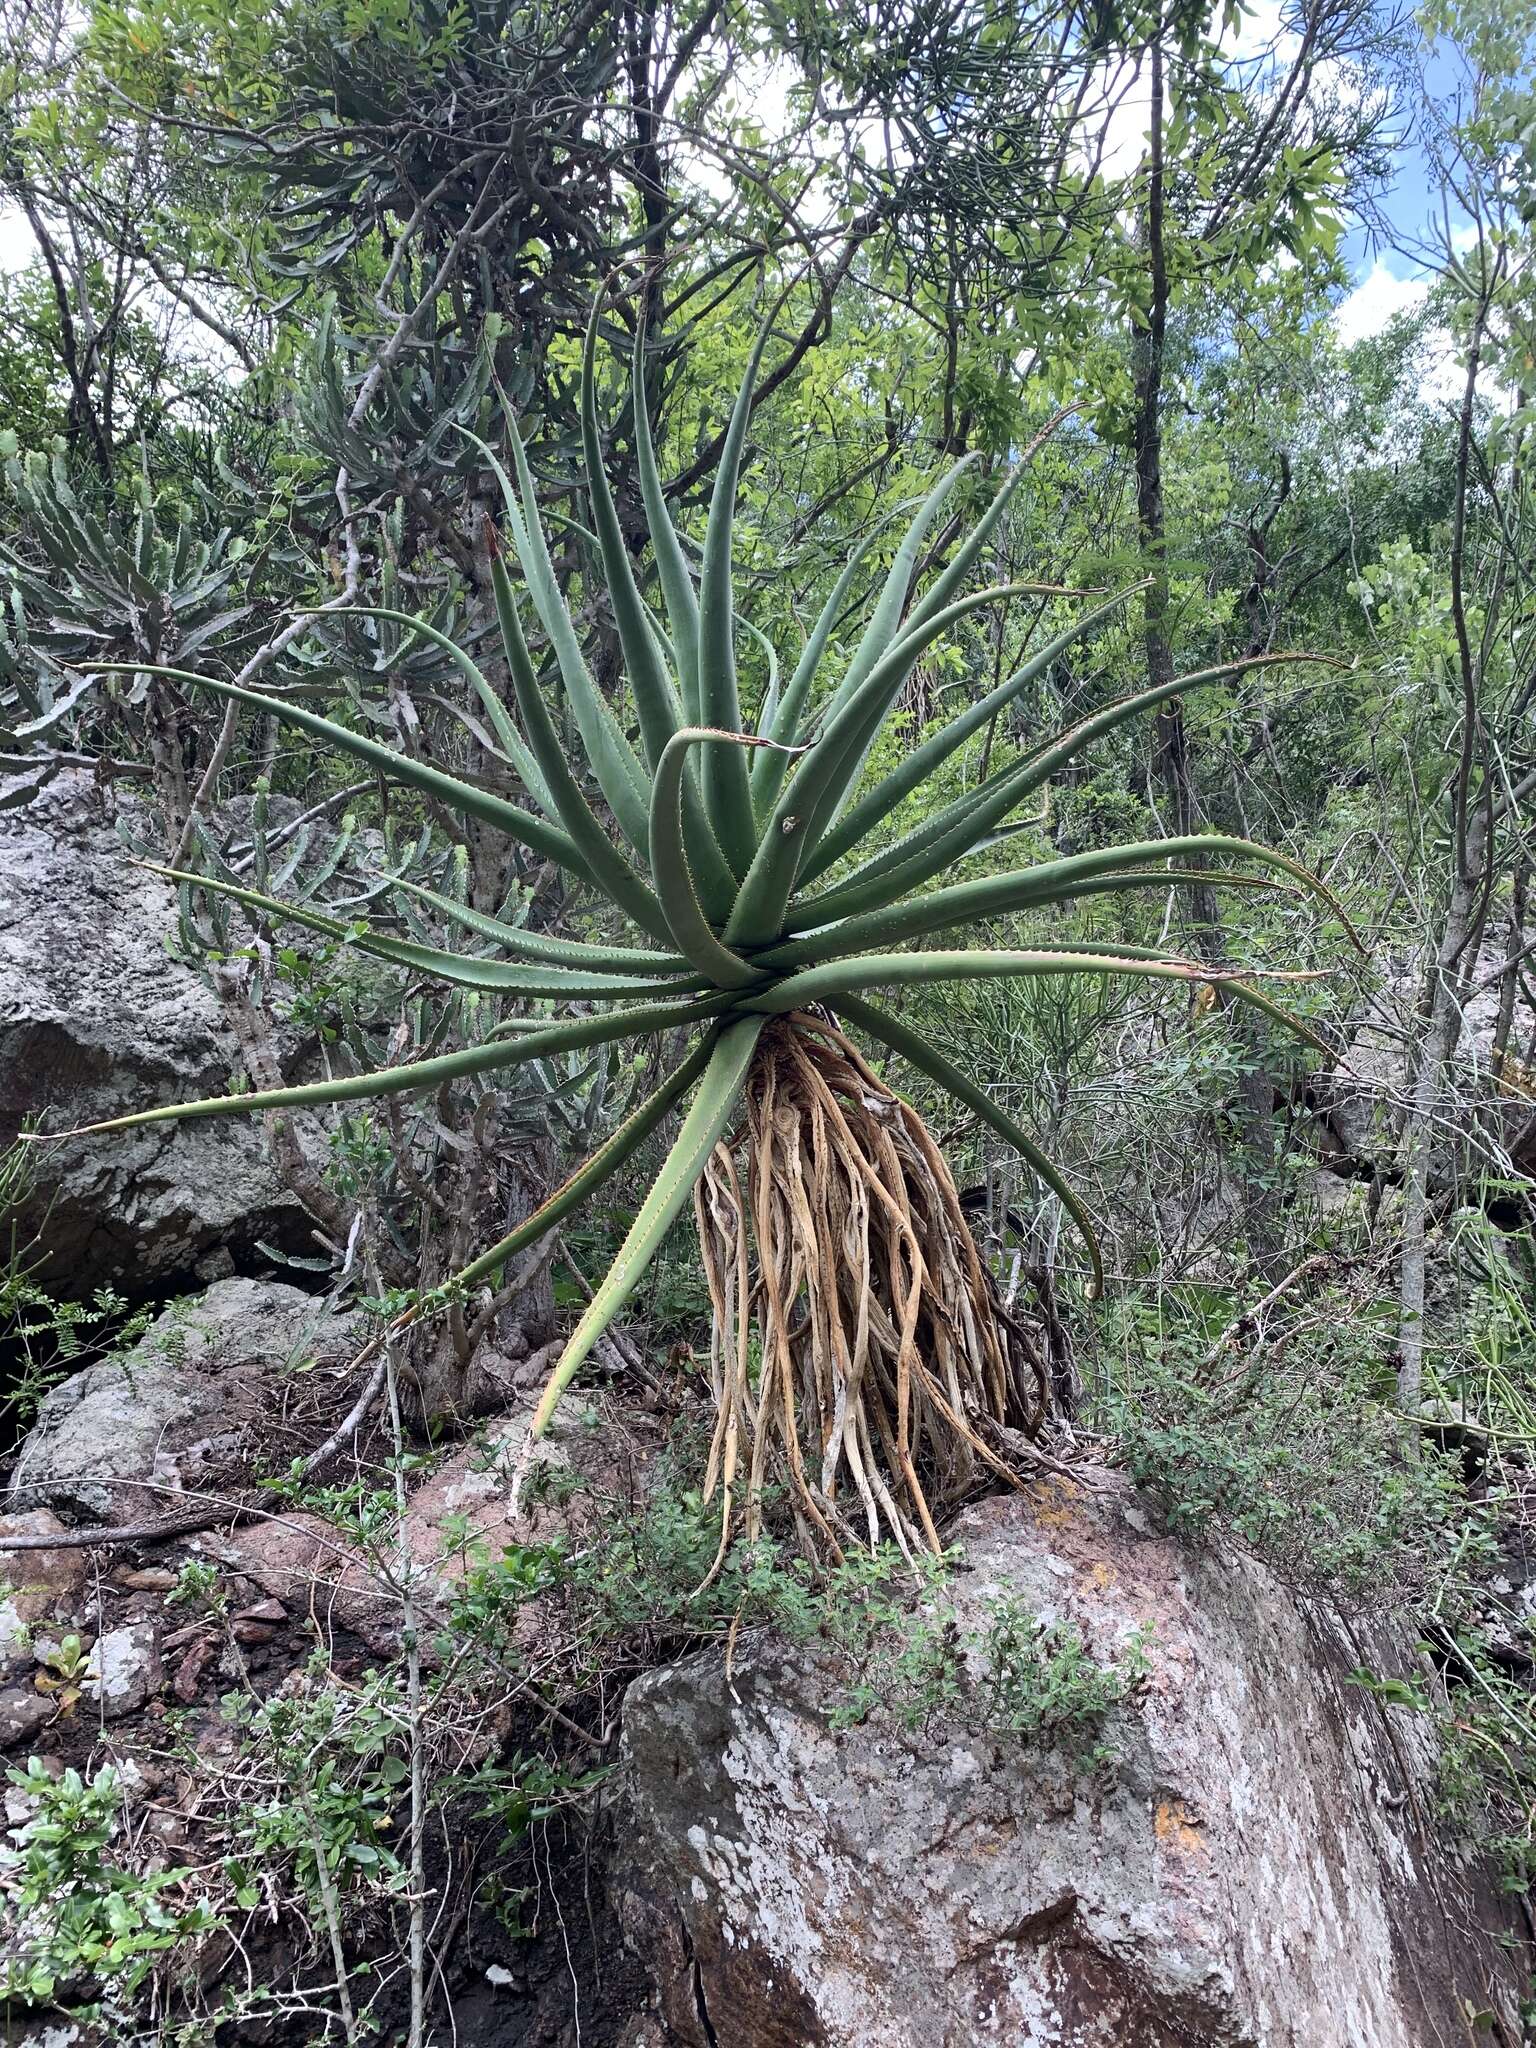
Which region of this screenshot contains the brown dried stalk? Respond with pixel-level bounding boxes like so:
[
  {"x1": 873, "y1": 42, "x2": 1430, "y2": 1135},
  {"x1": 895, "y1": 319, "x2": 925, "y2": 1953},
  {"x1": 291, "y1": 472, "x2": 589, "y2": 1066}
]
[{"x1": 694, "y1": 1012, "x2": 1047, "y2": 1567}]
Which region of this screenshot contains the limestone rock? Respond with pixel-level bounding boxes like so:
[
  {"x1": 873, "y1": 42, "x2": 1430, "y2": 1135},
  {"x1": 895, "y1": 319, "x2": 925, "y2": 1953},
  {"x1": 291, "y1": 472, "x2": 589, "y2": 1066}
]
[
  {"x1": 86, "y1": 1624, "x2": 163, "y2": 1720},
  {"x1": 8, "y1": 1278, "x2": 360, "y2": 1522},
  {"x1": 0, "y1": 1512, "x2": 88, "y2": 1673},
  {"x1": 617, "y1": 1476, "x2": 1527, "y2": 2048},
  {"x1": 0, "y1": 1688, "x2": 54, "y2": 1750},
  {"x1": 0, "y1": 772, "x2": 307, "y2": 1296}
]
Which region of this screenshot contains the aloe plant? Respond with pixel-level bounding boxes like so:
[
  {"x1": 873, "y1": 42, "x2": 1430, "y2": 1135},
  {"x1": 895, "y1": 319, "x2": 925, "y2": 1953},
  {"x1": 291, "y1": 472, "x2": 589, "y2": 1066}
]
[{"x1": 57, "y1": 300, "x2": 1354, "y2": 1557}]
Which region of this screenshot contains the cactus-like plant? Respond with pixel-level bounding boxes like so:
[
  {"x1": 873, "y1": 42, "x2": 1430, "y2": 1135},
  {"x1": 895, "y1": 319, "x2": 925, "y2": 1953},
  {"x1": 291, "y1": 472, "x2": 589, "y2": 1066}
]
[{"x1": 54, "y1": 301, "x2": 1353, "y2": 1559}]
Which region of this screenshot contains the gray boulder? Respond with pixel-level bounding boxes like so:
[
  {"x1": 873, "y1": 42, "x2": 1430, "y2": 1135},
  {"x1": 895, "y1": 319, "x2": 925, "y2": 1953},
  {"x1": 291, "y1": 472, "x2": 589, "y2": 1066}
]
[
  {"x1": 1319, "y1": 926, "x2": 1536, "y2": 1177},
  {"x1": 0, "y1": 772, "x2": 307, "y2": 1296},
  {"x1": 9, "y1": 1277, "x2": 360, "y2": 1522},
  {"x1": 617, "y1": 1476, "x2": 1526, "y2": 2047}
]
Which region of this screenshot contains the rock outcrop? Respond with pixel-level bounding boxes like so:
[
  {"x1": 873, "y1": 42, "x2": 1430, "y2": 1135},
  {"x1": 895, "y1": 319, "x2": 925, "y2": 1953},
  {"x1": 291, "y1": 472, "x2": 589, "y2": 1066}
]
[
  {"x1": 8, "y1": 1277, "x2": 360, "y2": 1522},
  {"x1": 616, "y1": 1475, "x2": 1527, "y2": 2048},
  {"x1": 1316, "y1": 923, "x2": 1536, "y2": 1181},
  {"x1": 0, "y1": 772, "x2": 306, "y2": 1296}
]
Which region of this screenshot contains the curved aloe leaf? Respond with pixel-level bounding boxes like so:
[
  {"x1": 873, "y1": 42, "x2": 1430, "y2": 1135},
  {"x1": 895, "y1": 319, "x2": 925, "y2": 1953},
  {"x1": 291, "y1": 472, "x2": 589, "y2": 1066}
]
[
  {"x1": 150, "y1": 865, "x2": 703, "y2": 1000},
  {"x1": 34, "y1": 995, "x2": 734, "y2": 1138},
  {"x1": 727, "y1": 579, "x2": 1049, "y2": 948},
  {"x1": 741, "y1": 946, "x2": 1318, "y2": 1019},
  {"x1": 650, "y1": 730, "x2": 772, "y2": 988},
  {"x1": 898, "y1": 417, "x2": 1071, "y2": 639},
  {"x1": 837, "y1": 994, "x2": 1104, "y2": 1297},
  {"x1": 799, "y1": 652, "x2": 1350, "y2": 920},
  {"x1": 530, "y1": 1012, "x2": 766, "y2": 1434},
  {"x1": 816, "y1": 453, "x2": 979, "y2": 732},
  {"x1": 632, "y1": 313, "x2": 701, "y2": 718},
  {"x1": 465, "y1": 417, "x2": 651, "y2": 851},
  {"x1": 437, "y1": 1026, "x2": 722, "y2": 1296},
  {"x1": 770, "y1": 834, "x2": 1354, "y2": 965},
  {"x1": 762, "y1": 864, "x2": 1283, "y2": 966},
  {"x1": 751, "y1": 514, "x2": 906, "y2": 815},
  {"x1": 580, "y1": 301, "x2": 684, "y2": 773},
  {"x1": 487, "y1": 549, "x2": 673, "y2": 945},
  {"x1": 391, "y1": 877, "x2": 689, "y2": 976},
  {"x1": 800, "y1": 578, "x2": 1091, "y2": 865},
  {"x1": 697, "y1": 315, "x2": 779, "y2": 877},
  {"x1": 491, "y1": 518, "x2": 738, "y2": 921},
  {"x1": 88, "y1": 662, "x2": 591, "y2": 881},
  {"x1": 803, "y1": 584, "x2": 1141, "y2": 883},
  {"x1": 323, "y1": 603, "x2": 559, "y2": 821},
  {"x1": 972, "y1": 937, "x2": 1338, "y2": 1054}
]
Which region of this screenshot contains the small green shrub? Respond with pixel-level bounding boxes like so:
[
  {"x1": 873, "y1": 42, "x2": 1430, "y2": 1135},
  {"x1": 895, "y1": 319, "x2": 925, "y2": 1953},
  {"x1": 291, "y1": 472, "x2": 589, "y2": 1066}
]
[
  {"x1": 1097, "y1": 1282, "x2": 1475, "y2": 1601},
  {"x1": 0, "y1": 1760, "x2": 216, "y2": 2008},
  {"x1": 979, "y1": 1597, "x2": 1150, "y2": 1752}
]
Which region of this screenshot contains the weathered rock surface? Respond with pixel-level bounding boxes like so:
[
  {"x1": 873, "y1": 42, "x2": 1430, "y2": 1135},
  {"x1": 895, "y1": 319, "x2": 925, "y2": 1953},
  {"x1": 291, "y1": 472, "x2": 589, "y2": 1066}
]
[
  {"x1": 207, "y1": 1390, "x2": 652, "y2": 1659},
  {"x1": 0, "y1": 772, "x2": 307, "y2": 1295},
  {"x1": 86, "y1": 1623, "x2": 163, "y2": 1719},
  {"x1": 1316, "y1": 922, "x2": 1536, "y2": 1179},
  {"x1": 0, "y1": 1511, "x2": 87, "y2": 1673},
  {"x1": 617, "y1": 1476, "x2": 1527, "y2": 2048},
  {"x1": 8, "y1": 1278, "x2": 361, "y2": 1522}
]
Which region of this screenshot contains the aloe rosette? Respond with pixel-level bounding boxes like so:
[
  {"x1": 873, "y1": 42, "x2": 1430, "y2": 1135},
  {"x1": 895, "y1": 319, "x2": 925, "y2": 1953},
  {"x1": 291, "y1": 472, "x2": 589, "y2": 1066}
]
[{"x1": 56, "y1": 302, "x2": 1353, "y2": 1556}]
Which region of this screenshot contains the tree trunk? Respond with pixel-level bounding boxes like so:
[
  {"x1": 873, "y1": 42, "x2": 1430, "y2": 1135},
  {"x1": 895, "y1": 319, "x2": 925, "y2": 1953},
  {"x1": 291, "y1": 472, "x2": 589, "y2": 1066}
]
[
  {"x1": 1130, "y1": 30, "x2": 1282, "y2": 1274},
  {"x1": 1396, "y1": 291, "x2": 1496, "y2": 1414}
]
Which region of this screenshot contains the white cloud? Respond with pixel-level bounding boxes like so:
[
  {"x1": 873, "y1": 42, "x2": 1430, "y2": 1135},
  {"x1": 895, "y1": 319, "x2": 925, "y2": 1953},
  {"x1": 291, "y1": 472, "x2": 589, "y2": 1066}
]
[
  {"x1": 0, "y1": 208, "x2": 36, "y2": 277},
  {"x1": 1223, "y1": 0, "x2": 1300, "y2": 65},
  {"x1": 1331, "y1": 257, "x2": 1484, "y2": 411},
  {"x1": 1332, "y1": 259, "x2": 1429, "y2": 345}
]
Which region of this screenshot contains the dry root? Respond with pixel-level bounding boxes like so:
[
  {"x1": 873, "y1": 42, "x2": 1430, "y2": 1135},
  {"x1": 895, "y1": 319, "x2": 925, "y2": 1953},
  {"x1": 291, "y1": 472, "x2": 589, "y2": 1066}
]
[{"x1": 693, "y1": 1010, "x2": 1048, "y2": 1569}]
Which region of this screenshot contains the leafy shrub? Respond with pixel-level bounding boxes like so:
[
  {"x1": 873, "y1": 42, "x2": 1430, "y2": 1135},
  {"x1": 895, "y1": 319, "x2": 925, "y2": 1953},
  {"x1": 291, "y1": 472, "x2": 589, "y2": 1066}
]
[
  {"x1": 1099, "y1": 1283, "x2": 1476, "y2": 1601},
  {"x1": 0, "y1": 1761, "x2": 216, "y2": 2008}
]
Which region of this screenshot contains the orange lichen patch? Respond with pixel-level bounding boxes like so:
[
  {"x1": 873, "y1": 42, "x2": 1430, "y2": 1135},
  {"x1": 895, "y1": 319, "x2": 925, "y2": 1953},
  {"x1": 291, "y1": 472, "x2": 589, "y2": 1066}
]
[
  {"x1": 1154, "y1": 1799, "x2": 1208, "y2": 1857},
  {"x1": 1086, "y1": 1562, "x2": 1118, "y2": 1593},
  {"x1": 1029, "y1": 1476, "x2": 1085, "y2": 1529}
]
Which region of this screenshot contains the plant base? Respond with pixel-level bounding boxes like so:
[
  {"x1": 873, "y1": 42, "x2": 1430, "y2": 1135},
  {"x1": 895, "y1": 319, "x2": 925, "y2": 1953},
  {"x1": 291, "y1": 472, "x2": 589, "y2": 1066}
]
[{"x1": 694, "y1": 1010, "x2": 1048, "y2": 1568}]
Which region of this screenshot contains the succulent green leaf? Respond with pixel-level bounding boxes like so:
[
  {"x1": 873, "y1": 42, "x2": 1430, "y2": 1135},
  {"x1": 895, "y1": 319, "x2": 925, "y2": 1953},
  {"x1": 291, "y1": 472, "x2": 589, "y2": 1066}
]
[
  {"x1": 391, "y1": 877, "x2": 690, "y2": 976},
  {"x1": 487, "y1": 549, "x2": 674, "y2": 944},
  {"x1": 439, "y1": 1027, "x2": 722, "y2": 1296},
  {"x1": 799, "y1": 652, "x2": 1350, "y2": 923},
  {"x1": 816, "y1": 453, "x2": 979, "y2": 732},
  {"x1": 555, "y1": 362, "x2": 740, "y2": 921},
  {"x1": 752, "y1": 516, "x2": 904, "y2": 816},
  {"x1": 323, "y1": 603, "x2": 559, "y2": 821},
  {"x1": 86, "y1": 662, "x2": 591, "y2": 881},
  {"x1": 465, "y1": 416, "x2": 652, "y2": 850},
  {"x1": 146, "y1": 865, "x2": 703, "y2": 1000},
  {"x1": 741, "y1": 951, "x2": 1333, "y2": 1063},
  {"x1": 726, "y1": 580, "x2": 1046, "y2": 948},
  {"x1": 697, "y1": 313, "x2": 778, "y2": 876},
  {"x1": 650, "y1": 730, "x2": 774, "y2": 988},
  {"x1": 632, "y1": 312, "x2": 701, "y2": 719},
  {"x1": 580, "y1": 303, "x2": 685, "y2": 772},
  {"x1": 803, "y1": 585, "x2": 1140, "y2": 883},
  {"x1": 35, "y1": 995, "x2": 734, "y2": 1138},
  {"x1": 771, "y1": 835, "x2": 1353, "y2": 964},
  {"x1": 530, "y1": 1012, "x2": 766, "y2": 1434}
]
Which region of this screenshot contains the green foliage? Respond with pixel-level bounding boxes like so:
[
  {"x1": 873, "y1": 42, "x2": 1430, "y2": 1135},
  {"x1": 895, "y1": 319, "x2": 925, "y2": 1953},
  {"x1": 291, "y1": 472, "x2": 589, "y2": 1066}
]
[
  {"x1": 977, "y1": 1598, "x2": 1149, "y2": 1752},
  {"x1": 449, "y1": 1468, "x2": 1144, "y2": 1751},
  {"x1": 220, "y1": 1660, "x2": 412, "y2": 1898},
  {"x1": 1100, "y1": 1284, "x2": 1477, "y2": 1601},
  {"x1": 0, "y1": 1761, "x2": 217, "y2": 2007},
  {"x1": 0, "y1": 1142, "x2": 152, "y2": 1429},
  {"x1": 0, "y1": 441, "x2": 259, "y2": 781}
]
